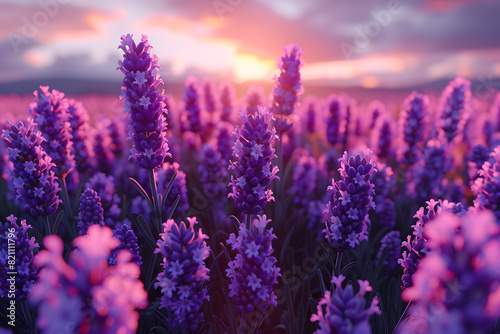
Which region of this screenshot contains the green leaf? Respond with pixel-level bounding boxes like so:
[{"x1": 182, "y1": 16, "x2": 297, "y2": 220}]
[
  {"x1": 129, "y1": 177, "x2": 152, "y2": 208},
  {"x1": 132, "y1": 213, "x2": 157, "y2": 250},
  {"x1": 52, "y1": 210, "x2": 64, "y2": 235}
]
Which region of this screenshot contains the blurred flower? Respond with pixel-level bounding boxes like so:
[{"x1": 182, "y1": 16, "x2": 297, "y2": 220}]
[
  {"x1": 198, "y1": 143, "x2": 228, "y2": 200},
  {"x1": 271, "y1": 44, "x2": 304, "y2": 134},
  {"x1": 375, "y1": 230, "x2": 401, "y2": 271},
  {"x1": 228, "y1": 106, "x2": 279, "y2": 214},
  {"x1": 85, "y1": 172, "x2": 121, "y2": 230},
  {"x1": 245, "y1": 86, "x2": 266, "y2": 115},
  {"x1": 324, "y1": 150, "x2": 375, "y2": 251},
  {"x1": 217, "y1": 123, "x2": 235, "y2": 163},
  {"x1": 326, "y1": 94, "x2": 344, "y2": 147},
  {"x1": 68, "y1": 99, "x2": 94, "y2": 174},
  {"x1": 182, "y1": 76, "x2": 202, "y2": 133},
  {"x1": 30, "y1": 225, "x2": 147, "y2": 334},
  {"x1": 29, "y1": 86, "x2": 75, "y2": 177},
  {"x1": 91, "y1": 124, "x2": 114, "y2": 175},
  {"x1": 303, "y1": 97, "x2": 318, "y2": 134},
  {"x1": 117, "y1": 34, "x2": 170, "y2": 169},
  {"x1": 368, "y1": 100, "x2": 385, "y2": 130},
  {"x1": 398, "y1": 91, "x2": 429, "y2": 167},
  {"x1": 77, "y1": 188, "x2": 104, "y2": 235},
  {"x1": 289, "y1": 153, "x2": 318, "y2": 208},
  {"x1": 373, "y1": 115, "x2": 394, "y2": 161},
  {"x1": 155, "y1": 217, "x2": 210, "y2": 332},
  {"x1": 219, "y1": 83, "x2": 236, "y2": 122},
  {"x1": 2, "y1": 120, "x2": 61, "y2": 216},
  {"x1": 226, "y1": 215, "x2": 280, "y2": 313},
  {"x1": 310, "y1": 275, "x2": 380, "y2": 334},
  {"x1": 439, "y1": 77, "x2": 471, "y2": 142},
  {"x1": 0, "y1": 215, "x2": 39, "y2": 299},
  {"x1": 468, "y1": 144, "x2": 491, "y2": 181},
  {"x1": 400, "y1": 210, "x2": 500, "y2": 333},
  {"x1": 109, "y1": 224, "x2": 142, "y2": 266},
  {"x1": 370, "y1": 162, "x2": 396, "y2": 229}
]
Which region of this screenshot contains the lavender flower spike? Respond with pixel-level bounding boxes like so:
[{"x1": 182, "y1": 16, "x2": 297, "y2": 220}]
[
  {"x1": 324, "y1": 149, "x2": 376, "y2": 251},
  {"x1": 2, "y1": 120, "x2": 61, "y2": 216},
  {"x1": 398, "y1": 91, "x2": 429, "y2": 167},
  {"x1": 271, "y1": 44, "x2": 304, "y2": 134},
  {"x1": 182, "y1": 76, "x2": 202, "y2": 133},
  {"x1": 117, "y1": 34, "x2": 170, "y2": 169},
  {"x1": 0, "y1": 215, "x2": 39, "y2": 299},
  {"x1": 29, "y1": 86, "x2": 75, "y2": 177},
  {"x1": 375, "y1": 230, "x2": 401, "y2": 271},
  {"x1": 67, "y1": 99, "x2": 94, "y2": 174},
  {"x1": 310, "y1": 275, "x2": 380, "y2": 334},
  {"x1": 228, "y1": 106, "x2": 279, "y2": 214},
  {"x1": 439, "y1": 77, "x2": 471, "y2": 142},
  {"x1": 473, "y1": 146, "x2": 500, "y2": 220},
  {"x1": 109, "y1": 224, "x2": 142, "y2": 266},
  {"x1": 155, "y1": 217, "x2": 210, "y2": 332},
  {"x1": 77, "y1": 187, "x2": 104, "y2": 235},
  {"x1": 226, "y1": 215, "x2": 281, "y2": 313}
]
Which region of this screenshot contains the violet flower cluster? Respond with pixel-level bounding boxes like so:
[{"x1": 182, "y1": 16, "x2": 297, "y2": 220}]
[
  {"x1": 182, "y1": 77, "x2": 202, "y2": 133},
  {"x1": 398, "y1": 91, "x2": 429, "y2": 167},
  {"x1": 400, "y1": 210, "x2": 500, "y2": 333},
  {"x1": 375, "y1": 230, "x2": 401, "y2": 271},
  {"x1": 289, "y1": 154, "x2": 318, "y2": 208},
  {"x1": 28, "y1": 86, "x2": 75, "y2": 177},
  {"x1": 228, "y1": 106, "x2": 279, "y2": 214},
  {"x1": 326, "y1": 94, "x2": 344, "y2": 147},
  {"x1": 85, "y1": 172, "x2": 122, "y2": 230},
  {"x1": 29, "y1": 225, "x2": 148, "y2": 334},
  {"x1": 374, "y1": 116, "x2": 394, "y2": 160},
  {"x1": 439, "y1": 77, "x2": 471, "y2": 142},
  {"x1": 77, "y1": 187, "x2": 104, "y2": 235},
  {"x1": 226, "y1": 215, "x2": 281, "y2": 313},
  {"x1": 109, "y1": 224, "x2": 142, "y2": 266},
  {"x1": 198, "y1": 143, "x2": 228, "y2": 200},
  {"x1": 0, "y1": 215, "x2": 39, "y2": 299},
  {"x1": 370, "y1": 162, "x2": 396, "y2": 229},
  {"x1": 155, "y1": 217, "x2": 210, "y2": 332},
  {"x1": 117, "y1": 34, "x2": 170, "y2": 169},
  {"x1": 310, "y1": 275, "x2": 380, "y2": 334},
  {"x1": 219, "y1": 83, "x2": 235, "y2": 122},
  {"x1": 324, "y1": 150, "x2": 376, "y2": 251},
  {"x1": 472, "y1": 146, "x2": 500, "y2": 220},
  {"x1": 67, "y1": 99, "x2": 94, "y2": 174},
  {"x1": 271, "y1": 43, "x2": 304, "y2": 134},
  {"x1": 2, "y1": 120, "x2": 61, "y2": 216},
  {"x1": 245, "y1": 86, "x2": 266, "y2": 115},
  {"x1": 157, "y1": 162, "x2": 189, "y2": 215},
  {"x1": 217, "y1": 123, "x2": 234, "y2": 163}
]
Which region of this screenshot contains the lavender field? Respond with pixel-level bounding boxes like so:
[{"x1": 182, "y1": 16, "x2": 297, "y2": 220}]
[{"x1": 1, "y1": 1, "x2": 500, "y2": 333}]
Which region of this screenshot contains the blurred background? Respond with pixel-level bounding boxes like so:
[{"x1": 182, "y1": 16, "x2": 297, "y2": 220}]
[{"x1": 0, "y1": 0, "x2": 499, "y2": 98}]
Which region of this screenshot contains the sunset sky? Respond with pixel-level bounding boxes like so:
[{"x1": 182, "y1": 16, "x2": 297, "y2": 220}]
[{"x1": 1, "y1": 0, "x2": 500, "y2": 88}]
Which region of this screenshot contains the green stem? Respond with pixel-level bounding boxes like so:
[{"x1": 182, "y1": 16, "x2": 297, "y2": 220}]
[
  {"x1": 335, "y1": 252, "x2": 343, "y2": 277},
  {"x1": 148, "y1": 169, "x2": 163, "y2": 234},
  {"x1": 44, "y1": 215, "x2": 51, "y2": 235}
]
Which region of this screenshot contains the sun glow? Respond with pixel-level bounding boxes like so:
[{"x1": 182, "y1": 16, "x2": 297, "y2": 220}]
[{"x1": 233, "y1": 54, "x2": 276, "y2": 83}]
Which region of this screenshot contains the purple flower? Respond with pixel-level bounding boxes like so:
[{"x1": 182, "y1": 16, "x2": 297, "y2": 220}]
[
  {"x1": 67, "y1": 99, "x2": 94, "y2": 174},
  {"x1": 342, "y1": 97, "x2": 353, "y2": 151},
  {"x1": 375, "y1": 230, "x2": 401, "y2": 271},
  {"x1": 2, "y1": 120, "x2": 61, "y2": 216},
  {"x1": 325, "y1": 94, "x2": 344, "y2": 147},
  {"x1": 472, "y1": 146, "x2": 500, "y2": 220},
  {"x1": 289, "y1": 154, "x2": 318, "y2": 208},
  {"x1": 408, "y1": 139, "x2": 451, "y2": 203},
  {"x1": 155, "y1": 217, "x2": 210, "y2": 332},
  {"x1": 373, "y1": 115, "x2": 394, "y2": 160},
  {"x1": 220, "y1": 82, "x2": 236, "y2": 122},
  {"x1": 30, "y1": 225, "x2": 148, "y2": 334},
  {"x1": 106, "y1": 117, "x2": 127, "y2": 158},
  {"x1": 398, "y1": 91, "x2": 429, "y2": 167},
  {"x1": 109, "y1": 224, "x2": 142, "y2": 266},
  {"x1": 368, "y1": 100, "x2": 384, "y2": 130},
  {"x1": 77, "y1": 188, "x2": 104, "y2": 235},
  {"x1": 271, "y1": 44, "x2": 304, "y2": 134},
  {"x1": 324, "y1": 149, "x2": 376, "y2": 251},
  {"x1": 217, "y1": 123, "x2": 235, "y2": 163},
  {"x1": 157, "y1": 162, "x2": 189, "y2": 215},
  {"x1": 310, "y1": 275, "x2": 380, "y2": 334},
  {"x1": 226, "y1": 215, "x2": 280, "y2": 313},
  {"x1": 303, "y1": 97, "x2": 317, "y2": 134},
  {"x1": 245, "y1": 86, "x2": 266, "y2": 115},
  {"x1": 28, "y1": 86, "x2": 75, "y2": 177},
  {"x1": 228, "y1": 106, "x2": 279, "y2": 214},
  {"x1": 85, "y1": 172, "x2": 122, "y2": 230},
  {"x1": 91, "y1": 124, "x2": 114, "y2": 175},
  {"x1": 182, "y1": 76, "x2": 202, "y2": 133},
  {"x1": 439, "y1": 77, "x2": 471, "y2": 142},
  {"x1": 400, "y1": 210, "x2": 500, "y2": 333},
  {"x1": 203, "y1": 79, "x2": 217, "y2": 114},
  {"x1": 198, "y1": 143, "x2": 228, "y2": 199},
  {"x1": 117, "y1": 34, "x2": 170, "y2": 169},
  {"x1": 0, "y1": 215, "x2": 39, "y2": 299}
]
